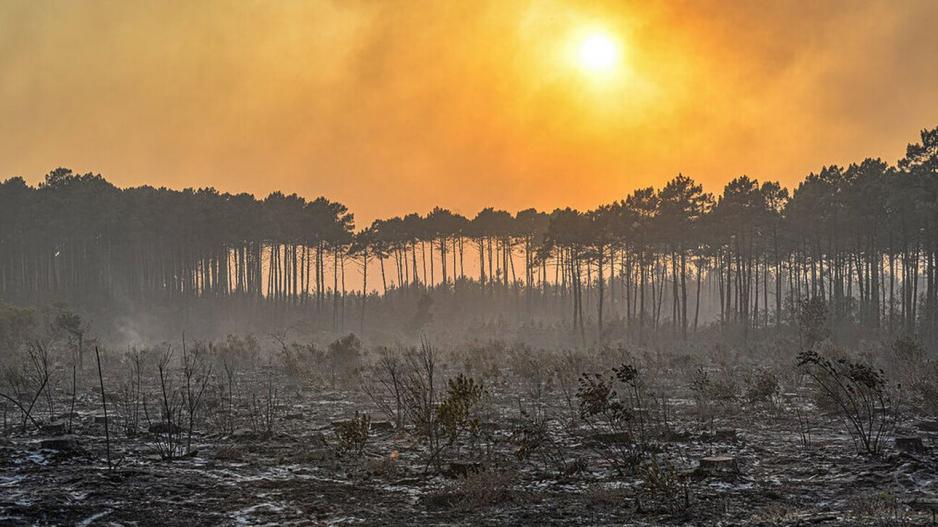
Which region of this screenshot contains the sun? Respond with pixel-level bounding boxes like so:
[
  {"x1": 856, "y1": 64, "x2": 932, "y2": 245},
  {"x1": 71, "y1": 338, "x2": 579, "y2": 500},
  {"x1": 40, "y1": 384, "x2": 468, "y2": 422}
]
[{"x1": 576, "y1": 31, "x2": 621, "y2": 75}]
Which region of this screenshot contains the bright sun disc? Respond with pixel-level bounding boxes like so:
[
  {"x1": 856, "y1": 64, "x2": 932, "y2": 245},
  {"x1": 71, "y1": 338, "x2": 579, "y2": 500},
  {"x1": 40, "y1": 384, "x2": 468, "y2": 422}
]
[{"x1": 577, "y1": 31, "x2": 620, "y2": 74}]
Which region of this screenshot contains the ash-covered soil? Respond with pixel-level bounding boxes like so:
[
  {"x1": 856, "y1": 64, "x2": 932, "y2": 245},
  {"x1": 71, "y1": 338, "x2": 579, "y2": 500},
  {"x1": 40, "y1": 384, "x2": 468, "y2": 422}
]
[{"x1": 2, "y1": 383, "x2": 937, "y2": 527}]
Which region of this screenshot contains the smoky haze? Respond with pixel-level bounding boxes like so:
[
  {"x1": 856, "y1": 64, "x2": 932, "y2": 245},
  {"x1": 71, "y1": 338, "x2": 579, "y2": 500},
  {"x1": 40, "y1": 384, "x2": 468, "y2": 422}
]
[
  {"x1": 4, "y1": 3, "x2": 938, "y2": 525},
  {"x1": 1, "y1": 0, "x2": 937, "y2": 223}
]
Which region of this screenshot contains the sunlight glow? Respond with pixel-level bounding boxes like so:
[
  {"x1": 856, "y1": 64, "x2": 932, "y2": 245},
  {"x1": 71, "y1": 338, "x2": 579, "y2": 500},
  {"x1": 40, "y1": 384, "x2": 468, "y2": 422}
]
[{"x1": 576, "y1": 31, "x2": 621, "y2": 75}]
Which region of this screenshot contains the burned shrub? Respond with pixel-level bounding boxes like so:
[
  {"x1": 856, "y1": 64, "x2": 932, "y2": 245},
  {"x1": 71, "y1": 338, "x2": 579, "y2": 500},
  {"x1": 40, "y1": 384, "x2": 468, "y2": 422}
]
[
  {"x1": 451, "y1": 340, "x2": 505, "y2": 384},
  {"x1": 689, "y1": 366, "x2": 739, "y2": 421},
  {"x1": 796, "y1": 297, "x2": 830, "y2": 350},
  {"x1": 323, "y1": 334, "x2": 364, "y2": 388},
  {"x1": 400, "y1": 341, "x2": 490, "y2": 472},
  {"x1": 743, "y1": 368, "x2": 780, "y2": 406},
  {"x1": 453, "y1": 469, "x2": 516, "y2": 509},
  {"x1": 912, "y1": 367, "x2": 938, "y2": 416},
  {"x1": 334, "y1": 411, "x2": 370, "y2": 457},
  {"x1": 889, "y1": 336, "x2": 938, "y2": 414},
  {"x1": 248, "y1": 367, "x2": 279, "y2": 437},
  {"x1": 429, "y1": 468, "x2": 517, "y2": 511},
  {"x1": 506, "y1": 344, "x2": 554, "y2": 417},
  {"x1": 512, "y1": 412, "x2": 584, "y2": 478},
  {"x1": 554, "y1": 348, "x2": 593, "y2": 416},
  {"x1": 407, "y1": 293, "x2": 434, "y2": 335},
  {"x1": 277, "y1": 334, "x2": 363, "y2": 388},
  {"x1": 891, "y1": 336, "x2": 926, "y2": 377},
  {"x1": 640, "y1": 454, "x2": 691, "y2": 513},
  {"x1": 437, "y1": 374, "x2": 486, "y2": 446},
  {"x1": 576, "y1": 364, "x2": 650, "y2": 473},
  {"x1": 144, "y1": 348, "x2": 185, "y2": 460},
  {"x1": 401, "y1": 341, "x2": 444, "y2": 470},
  {"x1": 797, "y1": 350, "x2": 898, "y2": 455},
  {"x1": 577, "y1": 373, "x2": 627, "y2": 424},
  {"x1": 207, "y1": 334, "x2": 260, "y2": 372},
  {"x1": 279, "y1": 341, "x2": 319, "y2": 382}
]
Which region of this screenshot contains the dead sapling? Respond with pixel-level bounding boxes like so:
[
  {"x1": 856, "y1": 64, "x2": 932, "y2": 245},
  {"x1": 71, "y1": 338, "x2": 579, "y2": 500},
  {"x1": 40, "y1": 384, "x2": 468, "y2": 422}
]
[
  {"x1": 143, "y1": 347, "x2": 184, "y2": 460},
  {"x1": 400, "y1": 340, "x2": 446, "y2": 472},
  {"x1": 117, "y1": 349, "x2": 144, "y2": 437},
  {"x1": 361, "y1": 349, "x2": 405, "y2": 429},
  {"x1": 181, "y1": 339, "x2": 212, "y2": 456},
  {"x1": 221, "y1": 359, "x2": 236, "y2": 435},
  {"x1": 27, "y1": 342, "x2": 57, "y2": 429},
  {"x1": 94, "y1": 346, "x2": 122, "y2": 470},
  {"x1": 56, "y1": 312, "x2": 85, "y2": 433},
  {"x1": 67, "y1": 346, "x2": 77, "y2": 434},
  {"x1": 249, "y1": 362, "x2": 278, "y2": 437}
]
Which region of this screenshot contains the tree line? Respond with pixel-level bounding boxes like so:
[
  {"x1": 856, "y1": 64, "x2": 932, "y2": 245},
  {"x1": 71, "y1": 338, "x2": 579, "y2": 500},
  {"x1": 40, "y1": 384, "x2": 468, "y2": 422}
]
[{"x1": 1, "y1": 126, "x2": 936, "y2": 343}]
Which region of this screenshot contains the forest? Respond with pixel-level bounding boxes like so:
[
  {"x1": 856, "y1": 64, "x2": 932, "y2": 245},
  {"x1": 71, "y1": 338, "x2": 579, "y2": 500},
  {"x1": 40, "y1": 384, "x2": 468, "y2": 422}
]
[
  {"x1": 0, "y1": 125, "x2": 937, "y2": 526},
  {"x1": 2, "y1": 127, "x2": 937, "y2": 347}
]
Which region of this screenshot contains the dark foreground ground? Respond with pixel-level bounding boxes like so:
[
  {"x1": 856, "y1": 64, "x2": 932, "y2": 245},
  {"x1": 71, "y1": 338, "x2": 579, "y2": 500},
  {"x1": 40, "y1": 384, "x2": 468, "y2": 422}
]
[{"x1": 2, "y1": 387, "x2": 938, "y2": 526}]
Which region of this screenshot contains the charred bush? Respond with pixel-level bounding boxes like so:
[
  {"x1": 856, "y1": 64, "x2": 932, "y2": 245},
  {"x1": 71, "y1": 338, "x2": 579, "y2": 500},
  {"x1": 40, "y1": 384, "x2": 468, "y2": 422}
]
[
  {"x1": 890, "y1": 336, "x2": 938, "y2": 414},
  {"x1": 429, "y1": 468, "x2": 517, "y2": 510},
  {"x1": 144, "y1": 348, "x2": 185, "y2": 460},
  {"x1": 248, "y1": 366, "x2": 279, "y2": 437},
  {"x1": 640, "y1": 454, "x2": 692, "y2": 514},
  {"x1": 797, "y1": 349, "x2": 899, "y2": 455},
  {"x1": 797, "y1": 297, "x2": 830, "y2": 350},
  {"x1": 279, "y1": 341, "x2": 319, "y2": 382},
  {"x1": 437, "y1": 374, "x2": 486, "y2": 446},
  {"x1": 512, "y1": 412, "x2": 584, "y2": 478},
  {"x1": 576, "y1": 364, "x2": 651, "y2": 474},
  {"x1": 323, "y1": 334, "x2": 364, "y2": 389},
  {"x1": 506, "y1": 344, "x2": 554, "y2": 417},
  {"x1": 690, "y1": 366, "x2": 739, "y2": 422},
  {"x1": 401, "y1": 340, "x2": 447, "y2": 471},
  {"x1": 334, "y1": 411, "x2": 370, "y2": 457},
  {"x1": 743, "y1": 368, "x2": 780, "y2": 406},
  {"x1": 401, "y1": 341, "x2": 490, "y2": 472}
]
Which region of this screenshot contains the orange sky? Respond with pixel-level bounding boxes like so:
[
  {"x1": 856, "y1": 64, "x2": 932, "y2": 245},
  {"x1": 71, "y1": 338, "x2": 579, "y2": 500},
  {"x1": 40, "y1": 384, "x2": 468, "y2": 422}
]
[{"x1": 2, "y1": 0, "x2": 937, "y2": 224}]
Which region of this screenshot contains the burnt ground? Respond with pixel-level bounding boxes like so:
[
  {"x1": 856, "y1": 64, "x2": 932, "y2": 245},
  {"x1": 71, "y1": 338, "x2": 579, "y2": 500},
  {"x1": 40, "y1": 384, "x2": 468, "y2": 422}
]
[{"x1": 2, "y1": 387, "x2": 938, "y2": 526}]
